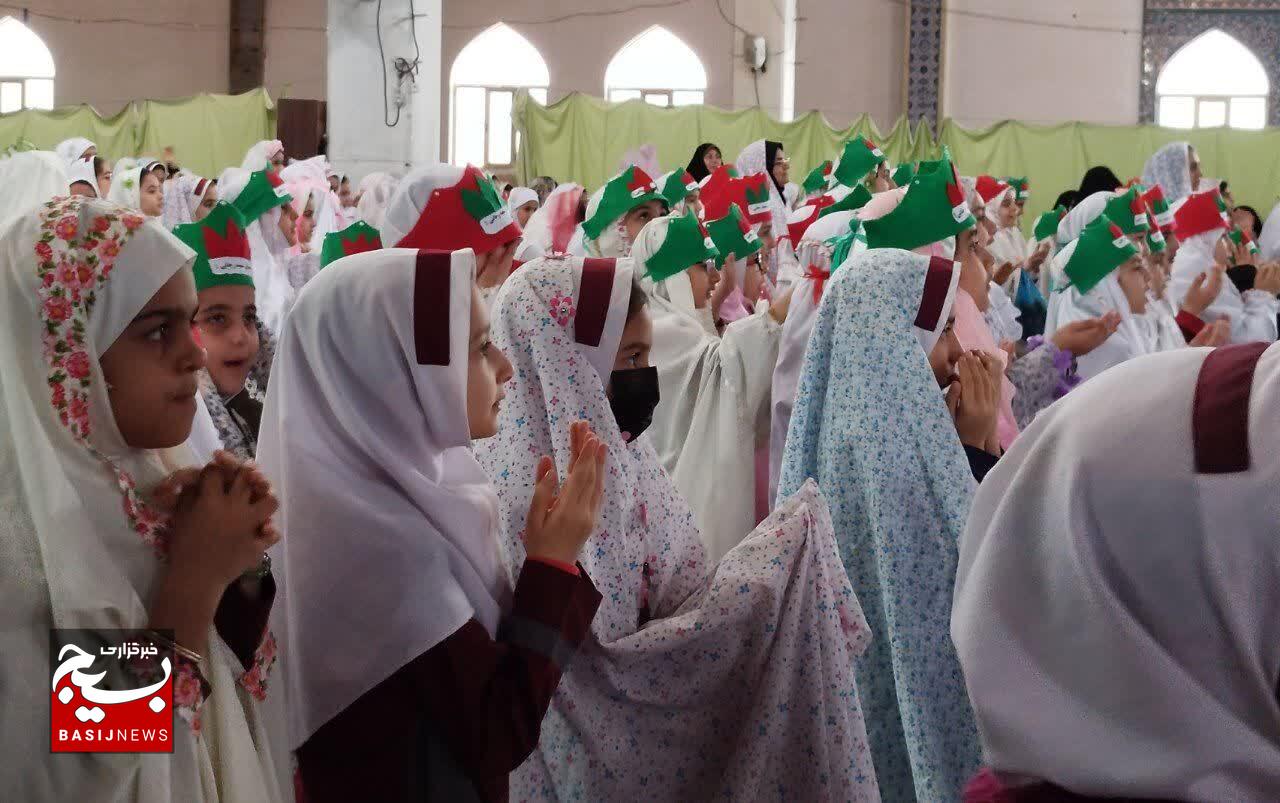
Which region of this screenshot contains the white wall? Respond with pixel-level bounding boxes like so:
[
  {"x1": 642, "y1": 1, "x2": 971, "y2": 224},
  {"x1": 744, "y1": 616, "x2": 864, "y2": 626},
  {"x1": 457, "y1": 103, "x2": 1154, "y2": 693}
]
[
  {"x1": 942, "y1": 0, "x2": 1144, "y2": 128},
  {"x1": 793, "y1": 0, "x2": 905, "y2": 130},
  {"x1": 266, "y1": 0, "x2": 327, "y2": 101}
]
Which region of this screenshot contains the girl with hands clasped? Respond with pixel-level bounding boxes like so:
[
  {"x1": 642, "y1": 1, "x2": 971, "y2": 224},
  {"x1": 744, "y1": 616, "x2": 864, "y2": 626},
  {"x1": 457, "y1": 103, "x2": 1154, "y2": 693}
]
[
  {"x1": 0, "y1": 196, "x2": 289, "y2": 803},
  {"x1": 258, "y1": 247, "x2": 604, "y2": 803}
]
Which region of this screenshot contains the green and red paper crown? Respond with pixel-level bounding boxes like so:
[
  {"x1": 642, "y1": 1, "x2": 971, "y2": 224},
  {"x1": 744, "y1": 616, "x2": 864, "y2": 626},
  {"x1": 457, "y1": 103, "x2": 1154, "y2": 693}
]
[
  {"x1": 172, "y1": 202, "x2": 254, "y2": 292},
  {"x1": 1033, "y1": 205, "x2": 1067, "y2": 242},
  {"x1": 582, "y1": 166, "x2": 665, "y2": 241},
  {"x1": 1142, "y1": 185, "x2": 1175, "y2": 232},
  {"x1": 1146, "y1": 213, "x2": 1168, "y2": 253},
  {"x1": 659, "y1": 169, "x2": 699, "y2": 209},
  {"x1": 1174, "y1": 188, "x2": 1231, "y2": 240},
  {"x1": 864, "y1": 154, "x2": 976, "y2": 251},
  {"x1": 787, "y1": 196, "x2": 836, "y2": 243},
  {"x1": 819, "y1": 183, "x2": 873, "y2": 220},
  {"x1": 974, "y1": 175, "x2": 1011, "y2": 204},
  {"x1": 802, "y1": 160, "x2": 834, "y2": 194},
  {"x1": 891, "y1": 162, "x2": 916, "y2": 187},
  {"x1": 1063, "y1": 214, "x2": 1139, "y2": 295},
  {"x1": 231, "y1": 168, "x2": 293, "y2": 223},
  {"x1": 706, "y1": 203, "x2": 762, "y2": 267},
  {"x1": 833, "y1": 138, "x2": 886, "y2": 187},
  {"x1": 320, "y1": 220, "x2": 384, "y2": 268},
  {"x1": 700, "y1": 166, "x2": 772, "y2": 225},
  {"x1": 395, "y1": 165, "x2": 521, "y2": 254},
  {"x1": 643, "y1": 211, "x2": 719, "y2": 283},
  {"x1": 1229, "y1": 226, "x2": 1261, "y2": 256},
  {"x1": 1003, "y1": 177, "x2": 1030, "y2": 202},
  {"x1": 1103, "y1": 186, "x2": 1151, "y2": 236}
]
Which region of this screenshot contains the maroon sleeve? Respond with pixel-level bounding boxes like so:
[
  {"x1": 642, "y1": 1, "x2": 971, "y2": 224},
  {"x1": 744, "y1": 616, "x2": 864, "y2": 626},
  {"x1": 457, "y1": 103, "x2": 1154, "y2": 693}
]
[
  {"x1": 214, "y1": 573, "x2": 275, "y2": 671},
  {"x1": 1176, "y1": 309, "x2": 1206, "y2": 343},
  {"x1": 417, "y1": 560, "x2": 600, "y2": 781}
]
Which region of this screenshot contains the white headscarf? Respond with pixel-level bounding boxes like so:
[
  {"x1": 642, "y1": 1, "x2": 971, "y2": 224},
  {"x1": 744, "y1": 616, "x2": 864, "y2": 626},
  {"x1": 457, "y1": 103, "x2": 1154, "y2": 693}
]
[
  {"x1": 66, "y1": 156, "x2": 98, "y2": 197},
  {"x1": 1170, "y1": 223, "x2": 1278, "y2": 344},
  {"x1": 0, "y1": 150, "x2": 68, "y2": 226},
  {"x1": 1142, "y1": 141, "x2": 1194, "y2": 204},
  {"x1": 354, "y1": 171, "x2": 398, "y2": 230},
  {"x1": 241, "y1": 139, "x2": 284, "y2": 172},
  {"x1": 378, "y1": 163, "x2": 466, "y2": 247},
  {"x1": 520, "y1": 182, "x2": 581, "y2": 258},
  {"x1": 1259, "y1": 200, "x2": 1280, "y2": 261},
  {"x1": 1048, "y1": 190, "x2": 1114, "y2": 289},
  {"x1": 54, "y1": 136, "x2": 94, "y2": 165},
  {"x1": 218, "y1": 167, "x2": 295, "y2": 335},
  {"x1": 160, "y1": 173, "x2": 211, "y2": 229},
  {"x1": 505, "y1": 186, "x2": 538, "y2": 216},
  {"x1": 581, "y1": 182, "x2": 633, "y2": 259},
  {"x1": 258, "y1": 247, "x2": 508, "y2": 748},
  {"x1": 1045, "y1": 239, "x2": 1158, "y2": 380},
  {"x1": 954, "y1": 342, "x2": 1280, "y2": 800},
  {"x1": 280, "y1": 157, "x2": 341, "y2": 253},
  {"x1": 107, "y1": 158, "x2": 164, "y2": 216},
  {"x1": 0, "y1": 196, "x2": 288, "y2": 801}
]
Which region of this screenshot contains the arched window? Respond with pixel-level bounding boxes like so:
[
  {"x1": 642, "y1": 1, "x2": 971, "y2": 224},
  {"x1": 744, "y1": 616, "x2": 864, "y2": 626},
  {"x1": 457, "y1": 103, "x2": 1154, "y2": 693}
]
[
  {"x1": 1156, "y1": 30, "x2": 1268, "y2": 130},
  {"x1": 0, "y1": 17, "x2": 55, "y2": 114},
  {"x1": 605, "y1": 27, "x2": 707, "y2": 107},
  {"x1": 450, "y1": 23, "x2": 549, "y2": 169}
]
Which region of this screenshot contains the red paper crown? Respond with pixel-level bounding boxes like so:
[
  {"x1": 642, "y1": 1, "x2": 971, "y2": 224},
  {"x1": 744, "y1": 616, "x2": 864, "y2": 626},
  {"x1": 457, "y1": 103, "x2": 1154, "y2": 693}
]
[
  {"x1": 627, "y1": 167, "x2": 658, "y2": 196},
  {"x1": 698, "y1": 166, "x2": 738, "y2": 220},
  {"x1": 974, "y1": 175, "x2": 1009, "y2": 203},
  {"x1": 1174, "y1": 189, "x2": 1231, "y2": 240},
  {"x1": 395, "y1": 165, "x2": 521, "y2": 254},
  {"x1": 787, "y1": 196, "x2": 836, "y2": 243},
  {"x1": 203, "y1": 216, "x2": 251, "y2": 260},
  {"x1": 343, "y1": 231, "x2": 382, "y2": 257},
  {"x1": 947, "y1": 163, "x2": 967, "y2": 208},
  {"x1": 265, "y1": 169, "x2": 284, "y2": 188}
]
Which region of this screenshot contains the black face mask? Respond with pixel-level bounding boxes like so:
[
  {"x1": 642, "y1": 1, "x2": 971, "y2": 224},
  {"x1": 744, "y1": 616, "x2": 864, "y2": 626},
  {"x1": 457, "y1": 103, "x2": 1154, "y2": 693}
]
[
  {"x1": 608, "y1": 366, "x2": 660, "y2": 443},
  {"x1": 1226, "y1": 264, "x2": 1256, "y2": 293}
]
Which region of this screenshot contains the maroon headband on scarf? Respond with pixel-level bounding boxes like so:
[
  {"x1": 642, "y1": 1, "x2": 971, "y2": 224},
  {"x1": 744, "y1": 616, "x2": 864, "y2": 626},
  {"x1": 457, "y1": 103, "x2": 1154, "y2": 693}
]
[
  {"x1": 575, "y1": 258, "x2": 616, "y2": 348},
  {"x1": 915, "y1": 256, "x2": 954, "y2": 332},
  {"x1": 1192, "y1": 342, "x2": 1267, "y2": 474},
  {"x1": 414, "y1": 250, "x2": 453, "y2": 366}
]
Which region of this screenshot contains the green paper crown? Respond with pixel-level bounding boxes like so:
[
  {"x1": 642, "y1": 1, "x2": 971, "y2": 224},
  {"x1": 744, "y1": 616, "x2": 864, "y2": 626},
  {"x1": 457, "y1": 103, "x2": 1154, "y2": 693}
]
[
  {"x1": 891, "y1": 162, "x2": 917, "y2": 187},
  {"x1": 1033, "y1": 205, "x2": 1067, "y2": 241},
  {"x1": 1103, "y1": 186, "x2": 1150, "y2": 236},
  {"x1": 172, "y1": 202, "x2": 254, "y2": 292},
  {"x1": 644, "y1": 212, "x2": 719, "y2": 283},
  {"x1": 803, "y1": 160, "x2": 834, "y2": 194},
  {"x1": 1147, "y1": 221, "x2": 1167, "y2": 254},
  {"x1": 583, "y1": 166, "x2": 666, "y2": 241},
  {"x1": 660, "y1": 170, "x2": 698, "y2": 208},
  {"x1": 706, "y1": 204, "x2": 762, "y2": 267},
  {"x1": 819, "y1": 183, "x2": 873, "y2": 219},
  {"x1": 1229, "y1": 227, "x2": 1261, "y2": 256},
  {"x1": 1004, "y1": 177, "x2": 1030, "y2": 202},
  {"x1": 1063, "y1": 214, "x2": 1138, "y2": 295},
  {"x1": 320, "y1": 220, "x2": 384, "y2": 268},
  {"x1": 833, "y1": 138, "x2": 887, "y2": 187},
  {"x1": 461, "y1": 174, "x2": 506, "y2": 223},
  {"x1": 230, "y1": 168, "x2": 292, "y2": 223},
  {"x1": 864, "y1": 154, "x2": 976, "y2": 251}
]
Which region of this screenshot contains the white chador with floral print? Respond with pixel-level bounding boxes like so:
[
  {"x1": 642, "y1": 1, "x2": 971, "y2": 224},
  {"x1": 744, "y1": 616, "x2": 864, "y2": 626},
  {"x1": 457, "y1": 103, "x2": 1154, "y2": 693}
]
[
  {"x1": 0, "y1": 197, "x2": 288, "y2": 802},
  {"x1": 478, "y1": 256, "x2": 880, "y2": 802}
]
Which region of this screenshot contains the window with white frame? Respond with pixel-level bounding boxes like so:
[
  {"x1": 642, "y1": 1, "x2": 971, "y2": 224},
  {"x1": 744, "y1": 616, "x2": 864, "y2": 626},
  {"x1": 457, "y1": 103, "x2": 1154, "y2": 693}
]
[
  {"x1": 1156, "y1": 29, "x2": 1268, "y2": 130},
  {"x1": 605, "y1": 27, "x2": 707, "y2": 106},
  {"x1": 450, "y1": 23, "x2": 549, "y2": 169},
  {"x1": 0, "y1": 17, "x2": 55, "y2": 114}
]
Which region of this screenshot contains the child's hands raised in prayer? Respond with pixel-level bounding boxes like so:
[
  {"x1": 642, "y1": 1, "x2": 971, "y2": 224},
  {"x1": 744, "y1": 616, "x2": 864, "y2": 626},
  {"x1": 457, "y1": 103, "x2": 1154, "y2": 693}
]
[
  {"x1": 947, "y1": 351, "x2": 1001, "y2": 452},
  {"x1": 1051, "y1": 311, "x2": 1121, "y2": 357},
  {"x1": 1180, "y1": 266, "x2": 1225, "y2": 317},
  {"x1": 525, "y1": 420, "x2": 608, "y2": 566}
]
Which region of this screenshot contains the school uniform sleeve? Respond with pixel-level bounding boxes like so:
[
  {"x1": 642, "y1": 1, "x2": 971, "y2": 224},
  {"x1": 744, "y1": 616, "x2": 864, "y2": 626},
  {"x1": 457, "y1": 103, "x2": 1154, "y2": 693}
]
[
  {"x1": 296, "y1": 559, "x2": 600, "y2": 803},
  {"x1": 1175, "y1": 309, "x2": 1205, "y2": 343}
]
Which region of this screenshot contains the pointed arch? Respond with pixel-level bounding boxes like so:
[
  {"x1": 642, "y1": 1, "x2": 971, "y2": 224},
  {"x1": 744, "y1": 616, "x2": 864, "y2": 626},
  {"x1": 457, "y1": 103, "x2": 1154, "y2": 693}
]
[
  {"x1": 449, "y1": 23, "x2": 550, "y2": 169},
  {"x1": 1156, "y1": 30, "x2": 1268, "y2": 129},
  {"x1": 605, "y1": 26, "x2": 707, "y2": 107},
  {"x1": 0, "y1": 17, "x2": 55, "y2": 113}
]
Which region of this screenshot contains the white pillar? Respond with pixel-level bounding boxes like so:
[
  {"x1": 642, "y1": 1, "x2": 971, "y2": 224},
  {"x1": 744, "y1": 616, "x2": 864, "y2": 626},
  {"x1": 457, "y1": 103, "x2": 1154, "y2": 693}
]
[{"x1": 326, "y1": 0, "x2": 441, "y2": 180}]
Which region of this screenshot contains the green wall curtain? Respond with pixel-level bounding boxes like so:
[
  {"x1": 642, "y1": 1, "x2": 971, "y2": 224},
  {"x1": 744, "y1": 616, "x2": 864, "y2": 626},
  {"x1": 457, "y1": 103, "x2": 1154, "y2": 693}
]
[
  {"x1": 516, "y1": 92, "x2": 1280, "y2": 229},
  {"x1": 0, "y1": 89, "x2": 276, "y2": 180}
]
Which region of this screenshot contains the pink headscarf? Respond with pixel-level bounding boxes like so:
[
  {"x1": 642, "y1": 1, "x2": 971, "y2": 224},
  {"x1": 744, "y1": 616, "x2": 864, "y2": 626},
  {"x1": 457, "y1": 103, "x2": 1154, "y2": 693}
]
[{"x1": 951, "y1": 289, "x2": 1019, "y2": 449}]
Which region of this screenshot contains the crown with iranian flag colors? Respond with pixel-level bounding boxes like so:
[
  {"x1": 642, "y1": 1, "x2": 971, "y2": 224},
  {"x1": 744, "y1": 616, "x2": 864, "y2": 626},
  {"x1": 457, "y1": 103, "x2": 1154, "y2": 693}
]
[
  {"x1": 891, "y1": 162, "x2": 916, "y2": 187},
  {"x1": 1142, "y1": 185, "x2": 1175, "y2": 231},
  {"x1": 1103, "y1": 186, "x2": 1150, "y2": 236},
  {"x1": 787, "y1": 196, "x2": 835, "y2": 244},
  {"x1": 802, "y1": 160, "x2": 834, "y2": 194},
  {"x1": 659, "y1": 169, "x2": 700, "y2": 208},
  {"x1": 395, "y1": 165, "x2": 521, "y2": 254},
  {"x1": 699, "y1": 166, "x2": 772, "y2": 225},
  {"x1": 864, "y1": 152, "x2": 976, "y2": 251},
  {"x1": 974, "y1": 175, "x2": 1011, "y2": 204},
  {"x1": 1003, "y1": 177, "x2": 1030, "y2": 202},
  {"x1": 1229, "y1": 226, "x2": 1261, "y2": 256},
  {"x1": 582, "y1": 165, "x2": 665, "y2": 241},
  {"x1": 833, "y1": 138, "x2": 886, "y2": 187},
  {"x1": 820, "y1": 183, "x2": 873, "y2": 219},
  {"x1": 643, "y1": 211, "x2": 719, "y2": 282},
  {"x1": 172, "y1": 202, "x2": 254, "y2": 292},
  {"x1": 320, "y1": 220, "x2": 384, "y2": 268},
  {"x1": 1033, "y1": 205, "x2": 1067, "y2": 242},
  {"x1": 1063, "y1": 214, "x2": 1139, "y2": 295},
  {"x1": 706, "y1": 203, "x2": 763, "y2": 267},
  {"x1": 740, "y1": 172, "x2": 773, "y2": 223},
  {"x1": 1146, "y1": 213, "x2": 1168, "y2": 253},
  {"x1": 1174, "y1": 188, "x2": 1232, "y2": 240},
  {"x1": 230, "y1": 168, "x2": 293, "y2": 223}
]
